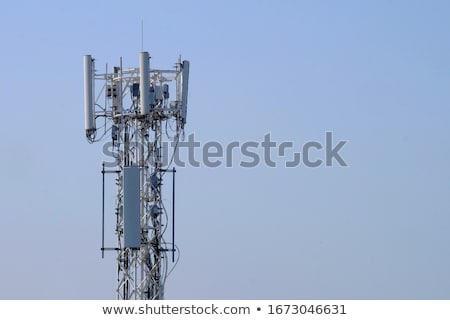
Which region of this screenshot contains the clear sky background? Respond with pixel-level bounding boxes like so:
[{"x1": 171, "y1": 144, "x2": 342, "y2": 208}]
[{"x1": 0, "y1": 0, "x2": 449, "y2": 299}]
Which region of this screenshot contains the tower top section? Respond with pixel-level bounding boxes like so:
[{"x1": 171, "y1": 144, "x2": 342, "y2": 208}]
[{"x1": 83, "y1": 52, "x2": 190, "y2": 143}]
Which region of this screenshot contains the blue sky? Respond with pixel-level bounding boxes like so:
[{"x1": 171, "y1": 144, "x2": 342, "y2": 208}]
[{"x1": 0, "y1": 0, "x2": 449, "y2": 299}]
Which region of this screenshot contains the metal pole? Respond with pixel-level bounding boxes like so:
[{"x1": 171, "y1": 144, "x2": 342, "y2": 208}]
[
  {"x1": 172, "y1": 168, "x2": 176, "y2": 262},
  {"x1": 102, "y1": 163, "x2": 105, "y2": 259}
]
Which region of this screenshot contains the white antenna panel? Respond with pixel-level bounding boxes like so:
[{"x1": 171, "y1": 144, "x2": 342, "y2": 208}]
[
  {"x1": 139, "y1": 52, "x2": 150, "y2": 115},
  {"x1": 181, "y1": 60, "x2": 190, "y2": 123},
  {"x1": 83, "y1": 55, "x2": 96, "y2": 136}
]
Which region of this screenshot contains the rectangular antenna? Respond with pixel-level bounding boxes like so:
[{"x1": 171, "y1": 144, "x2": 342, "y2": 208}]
[
  {"x1": 83, "y1": 55, "x2": 96, "y2": 134},
  {"x1": 181, "y1": 60, "x2": 190, "y2": 123},
  {"x1": 123, "y1": 166, "x2": 141, "y2": 249},
  {"x1": 139, "y1": 52, "x2": 150, "y2": 115}
]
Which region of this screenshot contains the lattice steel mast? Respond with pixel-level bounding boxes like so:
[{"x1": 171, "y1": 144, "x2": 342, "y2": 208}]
[{"x1": 84, "y1": 51, "x2": 189, "y2": 299}]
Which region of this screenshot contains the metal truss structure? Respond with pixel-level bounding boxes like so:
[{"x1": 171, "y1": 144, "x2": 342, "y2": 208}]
[{"x1": 84, "y1": 51, "x2": 189, "y2": 299}]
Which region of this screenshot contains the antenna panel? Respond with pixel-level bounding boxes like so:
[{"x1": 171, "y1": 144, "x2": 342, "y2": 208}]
[
  {"x1": 181, "y1": 60, "x2": 190, "y2": 123},
  {"x1": 139, "y1": 52, "x2": 150, "y2": 115},
  {"x1": 123, "y1": 166, "x2": 141, "y2": 249},
  {"x1": 83, "y1": 55, "x2": 96, "y2": 135}
]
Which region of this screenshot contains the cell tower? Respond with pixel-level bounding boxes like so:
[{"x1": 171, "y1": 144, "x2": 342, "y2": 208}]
[{"x1": 83, "y1": 51, "x2": 190, "y2": 300}]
